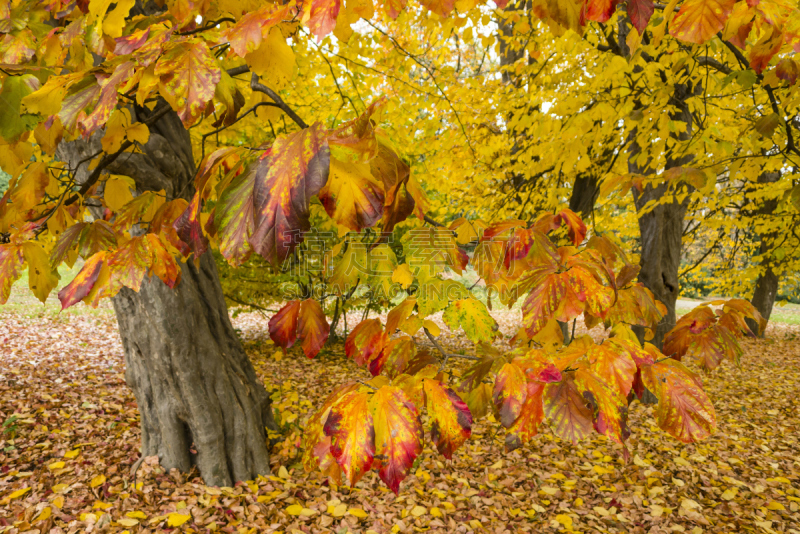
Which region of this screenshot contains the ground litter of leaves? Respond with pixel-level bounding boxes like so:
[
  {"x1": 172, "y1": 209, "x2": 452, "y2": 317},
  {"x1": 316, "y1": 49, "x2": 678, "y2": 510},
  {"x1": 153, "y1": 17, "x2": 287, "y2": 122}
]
[{"x1": 1, "y1": 306, "x2": 799, "y2": 534}]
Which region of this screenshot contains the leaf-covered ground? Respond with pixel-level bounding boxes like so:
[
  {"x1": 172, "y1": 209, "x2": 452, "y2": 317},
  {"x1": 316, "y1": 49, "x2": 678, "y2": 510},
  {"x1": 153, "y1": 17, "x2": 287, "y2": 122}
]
[{"x1": 1, "y1": 305, "x2": 799, "y2": 534}]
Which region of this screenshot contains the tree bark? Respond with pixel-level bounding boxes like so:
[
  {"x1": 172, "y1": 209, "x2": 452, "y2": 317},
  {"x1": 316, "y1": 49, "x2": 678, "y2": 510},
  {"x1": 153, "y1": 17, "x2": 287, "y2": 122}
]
[
  {"x1": 57, "y1": 103, "x2": 277, "y2": 487},
  {"x1": 114, "y1": 252, "x2": 277, "y2": 486},
  {"x1": 746, "y1": 171, "x2": 781, "y2": 336},
  {"x1": 628, "y1": 81, "x2": 697, "y2": 350}
]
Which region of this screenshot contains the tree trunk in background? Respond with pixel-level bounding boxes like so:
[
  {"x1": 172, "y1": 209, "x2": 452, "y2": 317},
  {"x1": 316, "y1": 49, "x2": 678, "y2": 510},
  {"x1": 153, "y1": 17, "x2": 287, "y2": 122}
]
[
  {"x1": 628, "y1": 81, "x2": 696, "y2": 350},
  {"x1": 746, "y1": 171, "x2": 781, "y2": 336},
  {"x1": 58, "y1": 104, "x2": 276, "y2": 487},
  {"x1": 569, "y1": 174, "x2": 600, "y2": 220},
  {"x1": 631, "y1": 182, "x2": 689, "y2": 348}
]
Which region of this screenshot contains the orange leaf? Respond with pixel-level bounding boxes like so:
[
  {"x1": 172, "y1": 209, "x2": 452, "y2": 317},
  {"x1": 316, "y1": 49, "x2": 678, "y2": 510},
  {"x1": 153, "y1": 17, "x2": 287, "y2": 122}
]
[
  {"x1": 323, "y1": 390, "x2": 375, "y2": 486},
  {"x1": 369, "y1": 386, "x2": 422, "y2": 493},
  {"x1": 669, "y1": 0, "x2": 736, "y2": 44},
  {"x1": 423, "y1": 379, "x2": 472, "y2": 459}
]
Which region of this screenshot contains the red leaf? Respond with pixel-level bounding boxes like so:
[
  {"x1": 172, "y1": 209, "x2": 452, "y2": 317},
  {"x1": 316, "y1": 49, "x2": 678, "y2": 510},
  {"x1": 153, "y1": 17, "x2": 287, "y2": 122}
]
[
  {"x1": 505, "y1": 382, "x2": 546, "y2": 452},
  {"x1": 173, "y1": 192, "x2": 208, "y2": 258},
  {"x1": 250, "y1": 123, "x2": 330, "y2": 265},
  {"x1": 269, "y1": 300, "x2": 301, "y2": 350},
  {"x1": 543, "y1": 375, "x2": 594, "y2": 444},
  {"x1": 298, "y1": 299, "x2": 330, "y2": 358},
  {"x1": 58, "y1": 251, "x2": 106, "y2": 309},
  {"x1": 306, "y1": 0, "x2": 341, "y2": 39},
  {"x1": 423, "y1": 379, "x2": 472, "y2": 459},
  {"x1": 493, "y1": 363, "x2": 528, "y2": 427},
  {"x1": 640, "y1": 359, "x2": 716, "y2": 443},
  {"x1": 323, "y1": 390, "x2": 375, "y2": 486},
  {"x1": 369, "y1": 386, "x2": 422, "y2": 493},
  {"x1": 345, "y1": 318, "x2": 387, "y2": 366},
  {"x1": 628, "y1": 0, "x2": 655, "y2": 33}
]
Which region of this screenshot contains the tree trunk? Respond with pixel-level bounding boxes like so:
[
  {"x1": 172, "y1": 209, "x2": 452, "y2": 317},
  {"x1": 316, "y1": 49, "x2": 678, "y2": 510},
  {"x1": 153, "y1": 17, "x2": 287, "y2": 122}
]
[
  {"x1": 748, "y1": 265, "x2": 778, "y2": 336},
  {"x1": 114, "y1": 252, "x2": 277, "y2": 486},
  {"x1": 569, "y1": 174, "x2": 600, "y2": 220},
  {"x1": 628, "y1": 80, "x2": 697, "y2": 350},
  {"x1": 57, "y1": 103, "x2": 277, "y2": 486},
  {"x1": 746, "y1": 171, "x2": 781, "y2": 336},
  {"x1": 632, "y1": 183, "x2": 689, "y2": 348}
]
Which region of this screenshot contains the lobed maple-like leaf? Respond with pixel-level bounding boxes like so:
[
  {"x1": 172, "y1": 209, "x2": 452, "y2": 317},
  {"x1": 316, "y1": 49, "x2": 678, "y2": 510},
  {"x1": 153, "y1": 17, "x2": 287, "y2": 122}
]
[
  {"x1": 442, "y1": 298, "x2": 497, "y2": 344},
  {"x1": 323, "y1": 389, "x2": 375, "y2": 486},
  {"x1": 640, "y1": 358, "x2": 716, "y2": 443},
  {"x1": 250, "y1": 123, "x2": 330, "y2": 265},
  {"x1": 369, "y1": 385, "x2": 422, "y2": 493},
  {"x1": 423, "y1": 379, "x2": 472, "y2": 459},
  {"x1": 493, "y1": 363, "x2": 528, "y2": 428}
]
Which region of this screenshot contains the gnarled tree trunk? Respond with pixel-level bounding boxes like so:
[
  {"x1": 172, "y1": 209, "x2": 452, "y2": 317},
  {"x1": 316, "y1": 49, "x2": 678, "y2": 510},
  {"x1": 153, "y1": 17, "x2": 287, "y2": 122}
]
[
  {"x1": 58, "y1": 103, "x2": 277, "y2": 487},
  {"x1": 114, "y1": 252, "x2": 276, "y2": 486}
]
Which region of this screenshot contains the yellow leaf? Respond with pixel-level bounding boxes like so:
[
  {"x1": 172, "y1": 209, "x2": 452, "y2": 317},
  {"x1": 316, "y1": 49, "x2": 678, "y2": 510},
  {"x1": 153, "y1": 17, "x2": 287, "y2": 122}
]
[
  {"x1": 51, "y1": 484, "x2": 68, "y2": 493},
  {"x1": 166, "y1": 512, "x2": 191, "y2": 526},
  {"x1": 423, "y1": 319, "x2": 440, "y2": 337},
  {"x1": 332, "y1": 503, "x2": 348, "y2": 517},
  {"x1": 273, "y1": 350, "x2": 283, "y2": 362},
  {"x1": 285, "y1": 504, "x2": 304, "y2": 516},
  {"x1": 7, "y1": 487, "x2": 30, "y2": 501},
  {"x1": 392, "y1": 263, "x2": 414, "y2": 289},
  {"x1": 52, "y1": 495, "x2": 64, "y2": 509},
  {"x1": 104, "y1": 176, "x2": 135, "y2": 211},
  {"x1": 348, "y1": 507, "x2": 368, "y2": 518},
  {"x1": 245, "y1": 27, "x2": 296, "y2": 88},
  {"x1": 102, "y1": 0, "x2": 134, "y2": 37},
  {"x1": 90, "y1": 475, "x2": 106, "y2": 488},
  {"x1": 33, "y1": 506, "x2": 52, "y2": 523},
  {"x1": 117, "y1": 518, "x2": 139, "y2": 527},
  {"x1": 126, "y1": 511, "x2": 147, "y2": 519},
  {"x1": 430, "y1": 506, "x2": 443, "y2": 517},
  {"x1": 64, "y1": 449, "x2": 80, "y2": 459},
  {"x1": 126, "y1": 122, "x2": 150, "y2": 145},
  {"x1": 48, "y1": 461, "x2": 65, "y2": 470},
  {"x1": 410, "y1": 505, "x2": 426, "y2": 517},
  {"x1": 555, "y1": 513, "x2": 573, "y2": 529},
  {"x1": 766, "y1": 501, "x2": 785, "y2": 511},
  {"x1": 721, "y1": 488, "x2": 737, "y2": 500},
  {"x1": 277, "y1": 465, "x2": 289, "y2": 479}
]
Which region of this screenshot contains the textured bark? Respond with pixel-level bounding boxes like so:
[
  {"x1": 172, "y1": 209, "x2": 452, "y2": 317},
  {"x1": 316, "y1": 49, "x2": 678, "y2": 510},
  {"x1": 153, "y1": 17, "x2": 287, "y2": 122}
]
[
  {"x1": 628, "y1": 81, "x2": 697, "y2": 350},
  {"x1": 631, "y1": 183, "x2": 689, "y2": 348},
  {"x1": 746, "y1": 171, "x2": 781, "y2": 336},
  {"x1": 114, "y1": 253, "x2": 276, "y2": 486},
  {"x1": 57, "y1": 102, "x2": 277, "y2": 486}
]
